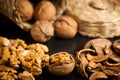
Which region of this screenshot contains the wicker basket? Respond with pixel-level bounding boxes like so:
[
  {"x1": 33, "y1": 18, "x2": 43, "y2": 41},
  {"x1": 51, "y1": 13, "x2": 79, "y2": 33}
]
[
  {"x1": 65, "y1": 0, "x2": 120, "y2": 38},
  {"x1": 0, "y1": 0, "x2": 33, "y2": 31},
  {"x1": 1, "y1": 0, "x2": 120, "y2": 38}
]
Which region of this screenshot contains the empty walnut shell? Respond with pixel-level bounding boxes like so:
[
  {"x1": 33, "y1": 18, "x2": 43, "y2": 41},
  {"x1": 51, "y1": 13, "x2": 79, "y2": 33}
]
[
  {"x1": 76, "y1": 49, "x2": 95, "y2": 78},
  {"x1": 89, "y1": 71, "x2": 108, "y2": 80},
  {"x1": 48, "y1": 52, "x2": 75, "y2": 76},
  {"x1": 113, "y1": 39, "x2": 120, "y2": 54}
]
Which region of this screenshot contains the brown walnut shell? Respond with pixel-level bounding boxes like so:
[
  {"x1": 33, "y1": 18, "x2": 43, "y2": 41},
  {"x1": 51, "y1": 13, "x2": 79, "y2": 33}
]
[
  {"x1": 76, "y1": 49, "x2": 95, "y2": 78},
  {"x1": 34, "y1": 1, "x2": 56, "y2": 21},
  {"x1": 30, "y1": 20, "x2": 54, "y2": 42},
  {"x1": 15, "y1": 0, "x2": 34, "y2": 22},
  {"x1": 48, "y1": 52, "x2": 75, "y2": 76},
  {"x1": 54, "y1": 15, "x2": 78, "y2": 39},
  {"x1": 113, "y1": 39, "x2": 120, "y2": 54}
]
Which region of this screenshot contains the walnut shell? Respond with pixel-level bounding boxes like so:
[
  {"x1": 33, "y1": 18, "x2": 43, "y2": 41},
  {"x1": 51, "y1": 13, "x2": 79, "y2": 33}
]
[
  {"x1": 15, "y1": 0, "x2": 34, "y2": 22},
  {"x1": 54, "y1": 15, "x2": 78, "y2": 39},
  {"x1": 34, "y1": 1, "x2": 56, "y2": 21},
  {"x1": 113, "y1": 39, "x2": 120, "y2": 54},
  {"x1": 30, "y1": 20, "x2": 54, "y2": 43},
  {"x1": 48, "y1": 52, "x2": 75, "y2": 76}
]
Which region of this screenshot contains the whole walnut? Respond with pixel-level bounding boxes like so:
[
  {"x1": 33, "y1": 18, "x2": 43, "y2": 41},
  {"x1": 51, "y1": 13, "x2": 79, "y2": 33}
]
[
  {"x1": 15, "y1": 0, "x2": 34, "y2": 22},
  {"x1": 30, "y1": 20, "x2": 54, "y2": 42},
  {"x1": 54, "y1": 15, "x2": 78, "y2": 39},
  {"x1": 34, "y1": 1, "x2": 56, "y2": 21}
]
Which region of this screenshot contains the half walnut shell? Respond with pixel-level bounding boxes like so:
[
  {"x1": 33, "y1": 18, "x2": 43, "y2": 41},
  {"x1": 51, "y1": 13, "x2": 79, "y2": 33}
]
[
  {"x1": 48, "y1": 52, "x2": 75, "y2": 76},
  {"x1": 113, "y1": 39, "x2": 120, "y2": 54},
  {"x1": 76, "y1": 49, "x2": 95, "y2": 78}
]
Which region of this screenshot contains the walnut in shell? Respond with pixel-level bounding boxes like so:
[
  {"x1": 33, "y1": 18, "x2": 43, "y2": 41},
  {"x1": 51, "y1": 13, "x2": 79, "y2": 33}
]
[
  {"x1": 54, "y1": 15, "x2": 78, "y2": 39},
  {"x1": 34, "y1": 1, "x2": 56, "y2": 21},
  {"x1": 30, "y1": 20, "x2": 54, "y2": 42},
  {"x1": 48, "y1": 52, "x2": 75, "y2": 76},
  {"x1": 15, "y1": 0, "x2": 34, "y2": 22}
]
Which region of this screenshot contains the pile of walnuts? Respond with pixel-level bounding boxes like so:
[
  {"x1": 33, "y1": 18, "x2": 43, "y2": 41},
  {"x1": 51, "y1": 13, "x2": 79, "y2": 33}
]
[
  {"x1": 0, "y1": 37, "x2": 49, "y2": 80},
  {"x1": 15, "y1": 0, "x2": 78, "y2": 43}
]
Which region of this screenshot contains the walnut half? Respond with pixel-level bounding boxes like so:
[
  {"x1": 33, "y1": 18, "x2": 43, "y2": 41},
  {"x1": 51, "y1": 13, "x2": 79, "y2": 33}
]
[{"x1": 48, "y1": 52, "x2": 75, "y2": 76}]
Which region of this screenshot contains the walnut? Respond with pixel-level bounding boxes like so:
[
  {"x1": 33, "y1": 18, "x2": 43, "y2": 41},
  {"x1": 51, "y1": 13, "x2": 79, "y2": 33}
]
[
  {"x1": 76, "y1": 48, "x2": 110, "y2": 80},
  {"x1": 113, "y1": 39, "x2": 120, "y2": 54},
  {"x1": 0, "y1": 47, "x2": 10, "y2": 64},
  {"x1": 0, "y1": 37, "x2": 10, "y2": 58},
  {"x1": 0, "y1": 39, "x2": 28, "y2": 69},
  {"x1": 48, "y1": 52, "x2": 75, "y2": 76},
  {"x1": 10, "y1": 39, "x2": 27, "y2": 50},
  {"x1": 18, "y1": 43, "x2": 49, "y2": 76},
  {"x1": 0, "y1": 65, "x2": 18, "y2": 80},
  {"x1": 30, "y1": 20, "x2": 54, "y2": 42},
  {"x1": 34, "y1": 1, "x2": 56, "y2": 21},
  {"x1": 8, "y1": 39, "x2": 27, "y2": 69},
  {"x1": 76, "y1": 38, "x2": 120, "y2": 80},
  {"x1": 18, "y1": 71, "x2": 35, "y2": 80},
  {"x1": 89, "y1": 71, "x2": 108, "y2": 80},
  {"x1": 76, "y1": 49, "x2": 95, "y2": 78},
  {"x1": 54, "y1": 15, "x2": 78, "y2": 39},
  {"x1": 0, "y1": 37, "x2": 10, "y2": 46},
  {"x1": 84, "y1": 38, "x2": 112, "y2": 62},
  {"x1": 18, "y1": 49, "x2": 43, "y2": 76},
  {"x1": 0, "y1": 36, "x2": 50, "y2": 79},
  {"x1": 15, "y1": 0, "x2": 34, "y2": 22},
  {"x1": 27, "y1": 43, "x2": 49, "y2": 67}
]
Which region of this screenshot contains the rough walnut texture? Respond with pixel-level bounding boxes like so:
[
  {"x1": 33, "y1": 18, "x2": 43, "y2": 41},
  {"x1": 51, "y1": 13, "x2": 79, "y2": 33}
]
[
  {"x1": 48, "y1": 52, "x2": 75, "y2": 76},
  {"x1": 54, "y1": 15, "x2": 78, "y2": 39},
  {"x1": 15, "y1": 0, "x2": 34, "y2": 22},
  {"x1": 76, "y1": 38, "x2": 120, "y2": 80},
  {"x1": 30, "y1": 20, "x2": 54, "y2": 43},
  {"x1": 0, "y1": 36, "x2": 50, "y2": 80},
  {"x1": 34, "y1": 1, "x2": 56, "y2": 21}
]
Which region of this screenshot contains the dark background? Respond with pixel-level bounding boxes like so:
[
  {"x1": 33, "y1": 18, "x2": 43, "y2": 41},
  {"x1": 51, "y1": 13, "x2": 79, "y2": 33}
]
[{"x1": 0, "y1": 13, "x2": 120, "y2": 80}]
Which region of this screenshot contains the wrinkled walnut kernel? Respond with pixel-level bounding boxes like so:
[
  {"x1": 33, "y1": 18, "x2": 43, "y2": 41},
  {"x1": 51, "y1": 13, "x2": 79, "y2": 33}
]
[
  {"x1": 48, "y1": 52, "x2": 75, "y2": 76},
  {"x1": 0, "y1": 36, "x2": 50, "y2": 79},
  {"x1": 50, "y1": 52, "x2": 71, "y2": 64},
  {"x1": 0, "y1": 65, "x2": 18, "y2": 80},
  {"x1": 18, "y1": 71, "x2": 35, "y2": 80}
]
